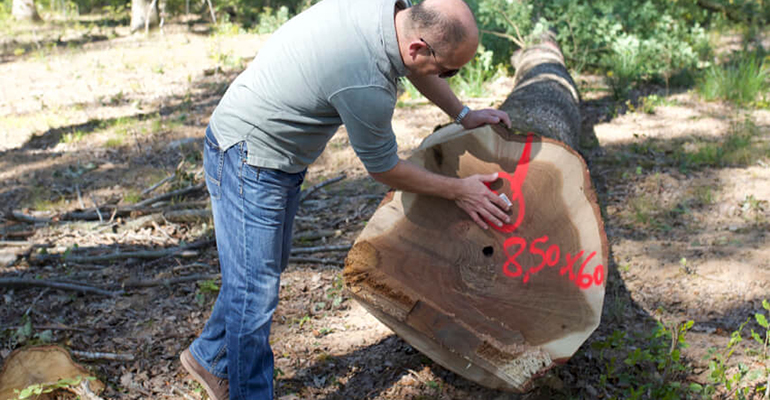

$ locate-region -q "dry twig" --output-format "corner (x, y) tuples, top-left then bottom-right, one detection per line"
(289, 257), (344, 267)
(31, 239), (214, 264)
(290, 244), (351, 254)
(0, 278), (115, 296)
(299, 174), (346, 203)
(122, 273), (219, 288)
(71, 350), (135, 362)
(130, 182), (205, 209)
(142, 173), (175, 195)
(293, 229), (340, 242)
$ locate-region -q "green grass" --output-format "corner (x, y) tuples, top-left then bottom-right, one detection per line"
(692, 185), (717, 206)
(103, 137), (123, 147)
(61, 129), (89, 144)
(697, 51), (769, 106)
(680, 117), (767, 169)
(630, 193), (660, 226)
(396, 78), (425, 107)
(396, 48), (503, 107)
(448, 47), (503, 98)
(23, 186), (66, 211)
(606, 117), (768, 174)
(604, 39), (642, 101)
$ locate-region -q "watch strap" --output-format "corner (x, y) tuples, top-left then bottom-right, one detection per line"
(454, 105), (470, 124)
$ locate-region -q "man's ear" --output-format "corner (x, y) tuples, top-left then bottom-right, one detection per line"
(407, 40), (427, 61)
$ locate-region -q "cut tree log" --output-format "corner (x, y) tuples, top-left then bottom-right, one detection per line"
(0, 346), (105, 400)
(343, 35), (606, 392)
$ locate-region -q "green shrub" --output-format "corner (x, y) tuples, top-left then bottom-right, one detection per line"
(697, 52), (769, 106)
(0, 0), (11, 21)
(396, 77), (424, 107)
(592, 321), (701, 399)
(604, 34), (643, 100)
(473, 0), (713, 96)
(255, 5), (289, 34)
(448, 46), (504, 98)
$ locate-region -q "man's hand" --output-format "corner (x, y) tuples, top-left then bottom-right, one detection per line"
(461, 109), (512, 130)
(454, 172), (511, 230)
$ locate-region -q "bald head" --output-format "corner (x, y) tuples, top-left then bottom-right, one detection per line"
(405, 0), (478, 55)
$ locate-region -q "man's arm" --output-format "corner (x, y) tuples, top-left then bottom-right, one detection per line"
(406, 74), (511, 129)
(369, 159), (511, 230)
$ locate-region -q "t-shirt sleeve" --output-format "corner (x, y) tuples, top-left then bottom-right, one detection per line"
(329, 86), (399, 173)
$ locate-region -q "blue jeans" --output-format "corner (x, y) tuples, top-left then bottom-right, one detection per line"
(190, 126), (305, 399)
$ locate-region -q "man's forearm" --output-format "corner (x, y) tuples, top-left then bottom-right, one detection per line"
(370, 159), (460, 200)
(407, 74), (465, 120)
(370, 159), (511, 229)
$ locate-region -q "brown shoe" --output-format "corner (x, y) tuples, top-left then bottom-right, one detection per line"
(180, 348), (229, 400)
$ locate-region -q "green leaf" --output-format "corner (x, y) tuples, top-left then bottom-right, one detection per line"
(689, 382), (703, 392)
(684, 320), (694, 330)
(756, 313), (769, 328)
(763, 299), (769, 311)
(746, 369), (763, 381)
(751, 330), (763, 344)
(34, 329), (53, 343)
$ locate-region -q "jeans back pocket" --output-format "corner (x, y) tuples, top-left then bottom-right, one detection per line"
(203, 127), (224, 200)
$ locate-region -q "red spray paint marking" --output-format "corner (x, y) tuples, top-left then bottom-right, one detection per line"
(484, 133), (533, 233)
(486, 133), (604, 289)
(501, 235), (605, 289)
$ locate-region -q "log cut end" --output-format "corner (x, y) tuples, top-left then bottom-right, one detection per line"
(344, 124), (607, 392)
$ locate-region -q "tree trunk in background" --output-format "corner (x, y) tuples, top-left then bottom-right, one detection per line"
(130, 0), (158, 33)
(11, 0), (42, 21)
(500, 33), (582, 150)
(344, 35), (606, 392)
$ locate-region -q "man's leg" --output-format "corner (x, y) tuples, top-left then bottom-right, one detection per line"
(224, 158), (304, 399)
(185, 127), (234, 399)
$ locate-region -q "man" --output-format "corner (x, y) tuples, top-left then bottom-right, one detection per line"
(180, 0), (513, 398)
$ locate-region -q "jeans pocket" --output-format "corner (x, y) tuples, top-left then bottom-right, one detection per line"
(203, 127), (224, 200)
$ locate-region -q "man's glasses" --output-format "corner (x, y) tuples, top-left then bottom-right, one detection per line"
(420, 38), (460, 79)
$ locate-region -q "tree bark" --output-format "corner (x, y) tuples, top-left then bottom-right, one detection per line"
(130, 0), (159, 33)
(501, 33), (582, 150)
(344, 36), (606, 392)
(11, 0), (41, 21)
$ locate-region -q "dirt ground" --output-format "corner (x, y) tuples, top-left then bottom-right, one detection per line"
(1, 17), (769, 400)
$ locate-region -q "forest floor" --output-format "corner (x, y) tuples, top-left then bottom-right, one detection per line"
(1, 16), (769, 400)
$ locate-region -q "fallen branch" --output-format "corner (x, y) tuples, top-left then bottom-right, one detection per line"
(164, 209), (212, 223)
(0, 240), (34, 246)
(90, 195), (104, 223)
(299, 174), (346, 203)
(0, 278), (115, 296)
(0, 324), (92, 333)
(71, 350), (135, 362)
(17, 184), (207, 223)
(75, 184), (86, 209)
(122, 273), (218, 288)
(142, 174), (176, 195)
(289, 257), (344, 267)
(129, 182), (205, 210)
(10, 211), (52, 224)
(293, 229), (340, 242)
(31, 239), (215, 264)
(290, 244), (351, 255)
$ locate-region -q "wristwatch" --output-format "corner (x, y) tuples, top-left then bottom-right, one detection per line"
(454, 105), (470, 124)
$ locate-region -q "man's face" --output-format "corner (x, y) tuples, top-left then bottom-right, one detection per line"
(411, 37), (476, 79)
(420, 38), (461, 78)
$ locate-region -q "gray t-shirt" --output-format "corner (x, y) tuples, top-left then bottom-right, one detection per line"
(209, 0), (411, 173)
